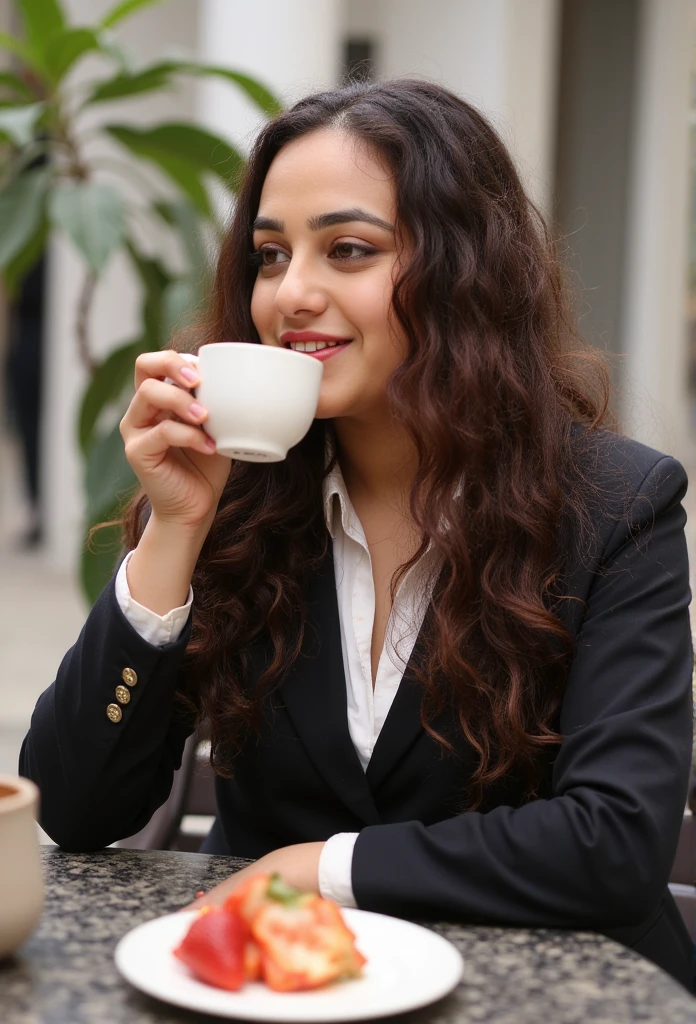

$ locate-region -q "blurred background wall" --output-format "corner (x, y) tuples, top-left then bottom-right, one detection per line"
(1, 0), (695, 774)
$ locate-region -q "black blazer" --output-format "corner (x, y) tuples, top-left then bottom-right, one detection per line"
(20, 433), (695, 990)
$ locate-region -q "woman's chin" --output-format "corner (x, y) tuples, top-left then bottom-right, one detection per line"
(314, 394), (349, 420)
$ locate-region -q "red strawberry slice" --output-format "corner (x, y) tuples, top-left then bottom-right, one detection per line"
(224, 873), (273, 925)
(174, 907), (249, 991)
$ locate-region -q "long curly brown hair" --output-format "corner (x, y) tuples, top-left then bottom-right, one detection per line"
(123, 79), (612, 808)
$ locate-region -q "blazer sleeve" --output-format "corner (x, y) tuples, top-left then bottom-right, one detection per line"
(18, 573), (194, 851)
(351, 455), (694, 928)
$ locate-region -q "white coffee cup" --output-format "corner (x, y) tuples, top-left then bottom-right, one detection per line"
(0, 775), (44, 959)
(195, 343), (324, 462)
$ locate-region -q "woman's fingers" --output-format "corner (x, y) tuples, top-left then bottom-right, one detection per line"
(133, 350), (199, 391)
(119, 351), (227, 528)
(179, 864), (257, 912)
(121, 377), (208, 434)
(124, 418), (216, 470)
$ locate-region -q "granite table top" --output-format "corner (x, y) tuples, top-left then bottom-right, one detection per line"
(0, 847), (694, 1024)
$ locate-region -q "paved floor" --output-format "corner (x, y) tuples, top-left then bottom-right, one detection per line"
(0, 547), (86, 773)
(0, 431), (85, 841)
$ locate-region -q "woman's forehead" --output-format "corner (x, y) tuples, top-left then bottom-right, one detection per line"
(257, 129), (395, 223)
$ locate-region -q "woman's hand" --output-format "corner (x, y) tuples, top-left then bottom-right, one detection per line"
(120, 350), (231, 532)
(183, 842), (326, 912)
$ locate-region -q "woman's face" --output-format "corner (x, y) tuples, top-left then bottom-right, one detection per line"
(250, 128), (407, 421)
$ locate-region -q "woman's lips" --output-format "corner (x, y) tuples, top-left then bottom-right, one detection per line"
(303, 341), (352, 361)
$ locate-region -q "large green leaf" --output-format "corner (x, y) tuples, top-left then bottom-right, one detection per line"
(106, 125), (211, 214)
(154, 202), (210, 340)
(126, 242), (173, 343)
(1, 216), (47, 296)
(97, 34), (136, 73)
(82, 420), (138, 602)
(105, 122), (243, 188)
(149, 152), (211, 216)
(87, 65), (171, 104)
(85, 420), (138, 524)
(99, 0), (165, 31)
(44, 28), (100, 80)
(15, 0), (65, 56)
(78, 337), (152, 456)
(126, 240), (171, 295)
(0, 102), (44, 146)
(81, 479), (136, 605)
(0, 167), (50, 268)
(155, 199), (208, 271)
(0, 30), (38, 70)
(87, 61), (281, 118)
(81, 515), (123, 605)
(0, 72), (36, 101)
(164, 62), (283, 118)
(162, 277), (204, 342)
(97, 59), (282, 117)
(49, 181), (126, 274)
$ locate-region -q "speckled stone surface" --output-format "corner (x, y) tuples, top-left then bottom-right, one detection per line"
(0, 848), (694, 1023)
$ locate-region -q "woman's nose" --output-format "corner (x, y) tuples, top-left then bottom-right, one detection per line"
(273, 255), (328, 318)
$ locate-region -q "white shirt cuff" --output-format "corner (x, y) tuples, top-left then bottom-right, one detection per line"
(114, 551), (193, 648)
(318, 832), (359, 908)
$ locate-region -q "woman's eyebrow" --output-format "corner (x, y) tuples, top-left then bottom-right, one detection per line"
(252, 208), (394, 234)
(308, 208), (394, 232)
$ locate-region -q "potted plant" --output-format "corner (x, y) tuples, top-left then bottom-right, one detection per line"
(0, 0), (281, 600)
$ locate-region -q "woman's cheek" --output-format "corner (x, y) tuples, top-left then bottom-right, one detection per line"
(346, 292), (393, 352)
(249, 282), (261, 333)
(250, 279), (275, 338)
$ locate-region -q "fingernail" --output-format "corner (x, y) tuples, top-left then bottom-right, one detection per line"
(205, 436), (216, 450)
(181, 367), (199, 384)
(189, 402), (206, 420)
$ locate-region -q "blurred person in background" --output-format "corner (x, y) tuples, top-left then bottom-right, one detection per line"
(4, 251), (44, 548)
(20, 80), (695, 990)
(3, 142), (48, 549)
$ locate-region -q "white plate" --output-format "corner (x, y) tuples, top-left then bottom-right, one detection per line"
(115, 908), (463, 1022)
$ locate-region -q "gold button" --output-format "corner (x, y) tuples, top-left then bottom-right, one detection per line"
(115, 685), (131, 705)
(122, 668), (138, 687)
(106, 704), (122, 723)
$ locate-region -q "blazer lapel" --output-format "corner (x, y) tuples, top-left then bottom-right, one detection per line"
(365, 603), (434, 791)
(279, 541), (382, 827)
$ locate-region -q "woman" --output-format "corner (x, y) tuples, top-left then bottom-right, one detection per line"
(20, 80), (694, 988)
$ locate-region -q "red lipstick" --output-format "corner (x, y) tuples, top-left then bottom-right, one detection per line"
(280, 330), (354, 362)
(280, 331), (352, 344)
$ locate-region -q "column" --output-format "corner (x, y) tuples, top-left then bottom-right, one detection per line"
(376, 0), (561, 214)
(196, 0), (344, 154)
(620, 0), (694, 459)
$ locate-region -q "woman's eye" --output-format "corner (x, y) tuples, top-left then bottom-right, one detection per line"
(330, 242), (376, 261)
(249, 241), (377, 272)
(249, 247), (289, 272)
(259, 247), (289, 267)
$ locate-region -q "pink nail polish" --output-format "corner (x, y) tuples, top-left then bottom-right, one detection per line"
(181, 367), (198, 384)
(189, 402), (206, 420)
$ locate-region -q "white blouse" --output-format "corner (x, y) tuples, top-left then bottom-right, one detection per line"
(115, 458), (439, 906)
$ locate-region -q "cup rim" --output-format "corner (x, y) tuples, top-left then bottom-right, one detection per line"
(0, 775), (39, 815)
(197, 342), (322, 367)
